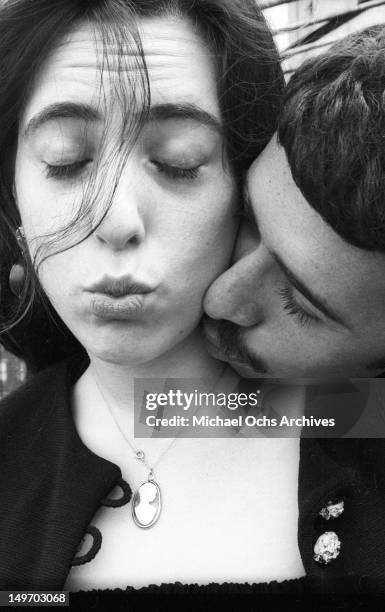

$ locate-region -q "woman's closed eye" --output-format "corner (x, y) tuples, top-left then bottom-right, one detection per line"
(44, 158), (202, 182)
(45, 159), (92, 180)
(277, 283), (321, 328)
(151, 160), (201, 181)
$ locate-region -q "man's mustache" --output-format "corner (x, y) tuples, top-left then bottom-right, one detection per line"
(211, 319), (269, 375)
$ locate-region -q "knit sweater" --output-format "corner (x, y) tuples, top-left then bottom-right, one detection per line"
(1, 355), (385, 597)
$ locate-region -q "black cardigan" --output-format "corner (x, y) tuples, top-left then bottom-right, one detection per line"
(1, 355), (385, 594)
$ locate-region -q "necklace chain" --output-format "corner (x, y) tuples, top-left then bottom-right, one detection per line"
(92, 362), (235, 478)
(93, 372), (178, 478)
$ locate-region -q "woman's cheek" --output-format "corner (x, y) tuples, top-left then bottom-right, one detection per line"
(172, 193), (237, 290)
(16, 165), (77, 246)
(37, 250), (76, 306)
(197, 185), (238, 271)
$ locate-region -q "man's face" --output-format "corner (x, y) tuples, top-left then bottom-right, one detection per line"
(204, 136), (385, 377)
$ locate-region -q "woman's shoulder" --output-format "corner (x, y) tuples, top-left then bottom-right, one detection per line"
(0, 353), (88, 448)
(0, 359), (66, 427)
(0, 354), (120, 591)
(0, 348), (118, 494)
(0, 358), (67, 414)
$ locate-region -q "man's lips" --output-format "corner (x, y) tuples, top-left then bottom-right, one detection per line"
(203, 320), (244, 363)
(203, 317), (263, 374)
(204, 334), (229, 360)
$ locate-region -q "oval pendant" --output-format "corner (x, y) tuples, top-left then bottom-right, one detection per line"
(132, 480), (161, 528)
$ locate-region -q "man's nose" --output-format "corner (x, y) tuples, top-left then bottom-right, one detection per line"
(94, 162), (146, 250)
(203, 225), (267, 327)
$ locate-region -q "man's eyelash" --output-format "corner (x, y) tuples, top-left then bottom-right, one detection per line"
(277, 284), (320, 328)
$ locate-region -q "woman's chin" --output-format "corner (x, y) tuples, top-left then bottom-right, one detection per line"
(81, 336), (151, 366)
(84, 335), (180, 368)
(86, 344), (158, 367)
(73, 317), (202, 369)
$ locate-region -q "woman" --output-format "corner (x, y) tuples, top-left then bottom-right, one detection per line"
(0, 0), (382, 604)
(0, 0), (282, 373)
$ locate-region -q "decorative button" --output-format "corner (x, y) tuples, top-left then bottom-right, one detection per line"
(71, 525), (102, 566)
(319, 499), (344, 520)
(100, 477), (132, 508)
(313, 531), (341, 565)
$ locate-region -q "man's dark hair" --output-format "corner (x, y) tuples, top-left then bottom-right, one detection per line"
(278, 24), (385, 251)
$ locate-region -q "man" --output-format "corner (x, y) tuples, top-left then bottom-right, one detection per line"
(204, 25), (385, 378)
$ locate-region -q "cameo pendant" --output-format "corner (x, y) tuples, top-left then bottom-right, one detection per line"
(132, 476), (162, 528)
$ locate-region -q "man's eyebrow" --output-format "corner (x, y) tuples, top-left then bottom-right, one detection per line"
(272, 252), (346, 327)
(148, 103), (222, 133)
(23, 102), (102, 138)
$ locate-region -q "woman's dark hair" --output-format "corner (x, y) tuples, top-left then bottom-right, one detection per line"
(0, 0), (284, 371)
(278, 24), (385, 252)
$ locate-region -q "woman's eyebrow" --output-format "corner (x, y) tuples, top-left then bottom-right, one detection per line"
(22, 102), (101, 138)
(23, 101), (222, 140)
(147, 103), (222, 133)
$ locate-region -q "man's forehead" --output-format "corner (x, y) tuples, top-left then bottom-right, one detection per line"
(248, 136), (341, 254)
(251, 136), (305, 202)
(248, 135), (385, 325)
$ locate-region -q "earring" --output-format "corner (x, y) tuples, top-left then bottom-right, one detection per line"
(15, 226), (26, 252)
(9, 226), (26, 298)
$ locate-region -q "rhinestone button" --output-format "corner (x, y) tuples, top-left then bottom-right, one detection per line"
(313, 531), (341, 565)
(319, 499), (344, 520)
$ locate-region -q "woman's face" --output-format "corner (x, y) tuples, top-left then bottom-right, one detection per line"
(14, 17), (237, 365)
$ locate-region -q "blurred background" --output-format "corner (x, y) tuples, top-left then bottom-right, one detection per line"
(1, 0), (385, 399)
(264, 0), (385, 75)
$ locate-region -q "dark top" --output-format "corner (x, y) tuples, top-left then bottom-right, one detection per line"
(1, 354), (385, 598)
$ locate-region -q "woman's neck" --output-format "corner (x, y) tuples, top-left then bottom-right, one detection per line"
(88, 327), (226, 408)
(72, 327), (235, 470)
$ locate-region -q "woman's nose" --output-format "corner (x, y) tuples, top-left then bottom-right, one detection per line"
(94, 165), (146, 250)
(203, 226), (267, 327)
